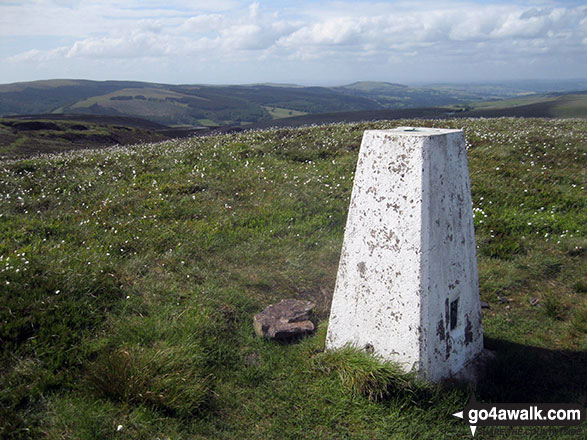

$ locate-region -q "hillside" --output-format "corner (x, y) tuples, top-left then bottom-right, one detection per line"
(0, 79), (380, 127)
(1, 118), (585, 439)
(2, 90), (587, 158)
(0, 114), (207, 158)
(333, 81), (485, 108)
(242, 93), (587, 131)
(2, 78), (586, 128)
(460, 92), (587, 118)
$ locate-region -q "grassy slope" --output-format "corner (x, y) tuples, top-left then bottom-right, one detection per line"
(550, 94), (587, 118)
(262, 106), (308, 119)
(0, 118), (169, 158)
(60, 83), (378, 127)
(0, 80), (151, 116)
(467, 95), (560, 110)
(0, 118), (585, 439)
(465, 93), (587, 118)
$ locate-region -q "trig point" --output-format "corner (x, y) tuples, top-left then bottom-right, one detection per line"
(326, 127), (484, 382)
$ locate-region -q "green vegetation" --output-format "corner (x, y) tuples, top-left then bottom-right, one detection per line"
(551, 94), (587, 118)
(0, 80), (375, 127)
(3, 78), (586, 128)
(335, 81), (474, 108)
(0, 117), (169, 157)
(263, 106), (308, 119)
(196, 119), (220, 127)
(466, 95), (560, 110)
(462, 92), (587, 118)
(0, 118), (585, 439)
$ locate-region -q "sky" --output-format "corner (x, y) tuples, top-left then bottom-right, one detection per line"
(0, 0), (586, 86)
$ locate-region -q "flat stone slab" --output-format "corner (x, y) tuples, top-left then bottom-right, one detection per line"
(253, 299), (315, 340)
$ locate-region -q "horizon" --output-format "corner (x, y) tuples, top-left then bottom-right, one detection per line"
(2, 77), (587, 89)
(1, 1), (586, 86)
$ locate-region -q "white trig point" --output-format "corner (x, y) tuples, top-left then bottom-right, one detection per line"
(326, 127), (484, 382)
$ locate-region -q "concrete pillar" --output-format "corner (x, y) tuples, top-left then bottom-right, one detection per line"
(326, 127), (483, 382)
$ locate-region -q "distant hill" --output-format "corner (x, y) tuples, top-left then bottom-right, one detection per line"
(422, 79), (587, 98)
(1, 79), (586, 128)
(245, 92), (587, 130)
(459, 91), (587, 118)
(0, 80), (380, 128)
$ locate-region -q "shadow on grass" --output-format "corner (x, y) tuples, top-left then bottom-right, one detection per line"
(477, 337), (587, 404)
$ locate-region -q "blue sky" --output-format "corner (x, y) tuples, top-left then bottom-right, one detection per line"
(1, 0), (585, 85)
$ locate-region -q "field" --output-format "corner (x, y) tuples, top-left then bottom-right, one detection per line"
(262, 106), (308, 119)
(0, 118), (585, 439)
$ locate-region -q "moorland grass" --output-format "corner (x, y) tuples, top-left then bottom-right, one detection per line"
(0, 118), (585, 439)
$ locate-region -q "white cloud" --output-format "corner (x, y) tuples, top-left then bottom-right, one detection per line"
(279, 17), (364, 46)
(249, 1), (260, 19)
(66, 35), (164, 59)
(182, 14), (225, 33)
(221, 24), (266, 50)
(7, 47), (68, 63)
(1, 1), (586, 83)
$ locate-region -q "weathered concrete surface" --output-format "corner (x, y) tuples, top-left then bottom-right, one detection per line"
(254, 299), (315, 340)
(325, 127), (483, 382)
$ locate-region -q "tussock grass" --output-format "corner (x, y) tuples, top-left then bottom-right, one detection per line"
(87, 344), (210, 417)
(312, 346), (419, 402)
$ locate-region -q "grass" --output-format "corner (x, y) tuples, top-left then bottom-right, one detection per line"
(262, 106), (308, 119)
(465, 93), (587, 118)
(0, 118), (585, 439)
(196, 119), (220, 127)
(87, 344), (210, 417)
(70, 88), (191, 108)
(311, 346), (421, 402)
(467, 95), (559, 110)
(551, 94), (587, 118)
(0, 118), (168, 157)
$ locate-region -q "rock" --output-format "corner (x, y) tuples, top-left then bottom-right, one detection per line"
(480, 301), (490, 309)
(253, 299), (315, 340)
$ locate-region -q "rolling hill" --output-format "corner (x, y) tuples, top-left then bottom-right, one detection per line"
(0, 79), (380, 127)
(3, 91), (587, 158)
(2, 78), (585, 128)
(459, 91), (587, 118)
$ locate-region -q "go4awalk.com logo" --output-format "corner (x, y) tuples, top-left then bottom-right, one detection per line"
(452, 395), (585, 436)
